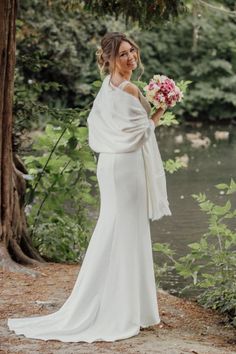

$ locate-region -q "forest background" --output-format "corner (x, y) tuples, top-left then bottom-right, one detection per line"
(3, 0), (236, 328)
(14, 0), (236, 257)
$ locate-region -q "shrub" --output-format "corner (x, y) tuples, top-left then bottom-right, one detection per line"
(153, 179), (236, 326)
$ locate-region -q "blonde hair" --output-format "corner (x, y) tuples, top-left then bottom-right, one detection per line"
(96, 32), (144, 80)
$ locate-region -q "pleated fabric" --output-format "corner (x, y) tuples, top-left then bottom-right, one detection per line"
(7, 147), (160, 342)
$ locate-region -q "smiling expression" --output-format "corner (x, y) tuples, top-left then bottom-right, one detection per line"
(115, 41), (138, 73)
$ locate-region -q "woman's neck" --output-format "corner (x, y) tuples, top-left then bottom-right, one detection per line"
(111, 70), (132, 85)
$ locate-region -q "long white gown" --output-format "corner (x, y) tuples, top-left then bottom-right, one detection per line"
(7, 78), (170, 343)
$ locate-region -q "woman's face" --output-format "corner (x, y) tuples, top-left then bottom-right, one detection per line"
(114, 40), (138, 73)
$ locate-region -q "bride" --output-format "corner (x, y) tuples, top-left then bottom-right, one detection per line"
(7, 32), (171, 343)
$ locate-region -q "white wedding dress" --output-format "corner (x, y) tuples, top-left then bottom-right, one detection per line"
(7, 78), (170, 343)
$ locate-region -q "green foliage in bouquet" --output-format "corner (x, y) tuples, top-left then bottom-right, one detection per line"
(134, 79), (191, 126)
(153, 179), (236, 327)
(133, 78), (190, 174)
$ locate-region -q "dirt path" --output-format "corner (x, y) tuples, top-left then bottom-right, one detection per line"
(0, 263), (235, 354)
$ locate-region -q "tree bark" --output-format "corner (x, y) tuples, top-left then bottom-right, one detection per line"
(0, 0), (45, 276)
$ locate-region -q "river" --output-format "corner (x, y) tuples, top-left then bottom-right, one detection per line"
(152, 122), (236, 297)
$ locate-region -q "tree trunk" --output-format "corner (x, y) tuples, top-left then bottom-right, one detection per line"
(0, 0), (45, 276)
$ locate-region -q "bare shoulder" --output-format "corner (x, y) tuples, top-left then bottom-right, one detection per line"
(123, 82), (140, 100)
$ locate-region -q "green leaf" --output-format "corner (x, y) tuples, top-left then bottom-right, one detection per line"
(158, 112), (179, 126)
(67, 136), (78, 150)
(163, 158), (184, 174)
(92, 80), (102, 88)
(212, 200), (231, 216)
(153, 242), (175, 258)
(176, 80), (192, 94)
(215, 183), (228, 190)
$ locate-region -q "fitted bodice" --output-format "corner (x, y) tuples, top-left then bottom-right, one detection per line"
(110, 80), (152, 116)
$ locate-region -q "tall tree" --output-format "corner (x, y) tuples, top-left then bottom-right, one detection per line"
(0, 1), (44, 276)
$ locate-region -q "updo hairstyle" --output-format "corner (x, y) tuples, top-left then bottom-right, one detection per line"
(96, 32), (144, 79)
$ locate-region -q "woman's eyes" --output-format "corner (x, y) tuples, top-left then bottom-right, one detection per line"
(120, 48), (135, 57)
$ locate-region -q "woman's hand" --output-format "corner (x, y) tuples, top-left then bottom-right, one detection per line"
(150, 107), (166, 127)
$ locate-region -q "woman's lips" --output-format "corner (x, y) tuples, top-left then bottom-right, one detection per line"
(128, 60), (136, 66)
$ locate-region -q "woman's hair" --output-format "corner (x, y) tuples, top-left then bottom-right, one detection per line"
(96, 32), (144, 80)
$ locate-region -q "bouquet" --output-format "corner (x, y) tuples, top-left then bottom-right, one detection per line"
(143, 74), (184, 111)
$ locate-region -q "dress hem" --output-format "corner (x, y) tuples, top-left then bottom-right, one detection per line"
(8, 318), (161, 343)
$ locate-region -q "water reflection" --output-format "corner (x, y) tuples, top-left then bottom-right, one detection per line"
(152, 122), (236, 298)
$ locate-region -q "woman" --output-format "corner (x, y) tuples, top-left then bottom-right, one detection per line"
(7, 32), (171, 343)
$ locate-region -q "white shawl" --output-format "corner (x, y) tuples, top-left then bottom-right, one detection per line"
(87, 75), (171, 221)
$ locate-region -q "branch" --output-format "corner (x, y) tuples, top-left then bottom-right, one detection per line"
(197, 0), (236, 16)
(31, 159), (72, 237)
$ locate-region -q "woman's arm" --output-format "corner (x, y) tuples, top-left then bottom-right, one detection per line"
(150, 107), (165, 127)
(123, 83), (165, 128)
(123, 83), (139, 99)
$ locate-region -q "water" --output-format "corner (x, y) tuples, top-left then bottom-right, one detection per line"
(152, 122), (236, 297)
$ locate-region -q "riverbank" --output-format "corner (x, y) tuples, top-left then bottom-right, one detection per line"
(1, 262), (235, 354)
